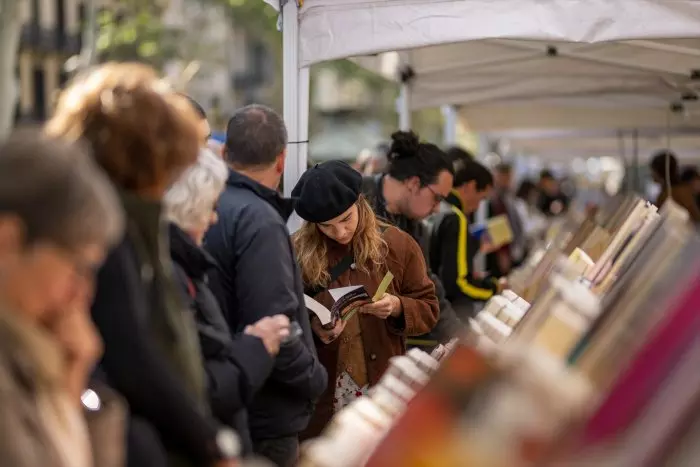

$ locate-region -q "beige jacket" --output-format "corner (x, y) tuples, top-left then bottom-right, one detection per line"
(0, 307), (125, 467)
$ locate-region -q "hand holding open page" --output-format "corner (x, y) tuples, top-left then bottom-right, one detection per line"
(304, 271), (395, 330)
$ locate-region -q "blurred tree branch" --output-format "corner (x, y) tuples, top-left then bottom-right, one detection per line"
(0, 0), (21, 139)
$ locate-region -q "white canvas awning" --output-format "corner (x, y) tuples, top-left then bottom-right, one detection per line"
(272, 0), (700, 68)
(353, 38), (700, 128)
(267, 0), (700, 206)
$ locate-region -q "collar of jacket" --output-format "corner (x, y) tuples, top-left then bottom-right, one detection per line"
(168, 223), (218, 280)
(0, 303), (64, 392)
(371, 174), (388, 214)
(371, 173), (402, 222)
(226, 169), (295, 221)
(446, 189), (464, 212)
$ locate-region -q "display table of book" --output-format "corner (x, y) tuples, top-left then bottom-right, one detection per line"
(297, 194), (700, 467)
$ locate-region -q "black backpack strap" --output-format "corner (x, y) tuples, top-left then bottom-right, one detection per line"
(304, 253), (355, 297)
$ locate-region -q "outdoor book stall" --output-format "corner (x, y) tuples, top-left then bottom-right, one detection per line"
(261, 2), (700, 464)
(296, 196), (700, 467)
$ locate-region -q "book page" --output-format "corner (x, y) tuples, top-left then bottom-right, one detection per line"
(304, 294), (333, 325)
(329, 285), (364, 301)
(487, 215), (513, 248)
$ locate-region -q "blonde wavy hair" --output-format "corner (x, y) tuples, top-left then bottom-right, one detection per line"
(293, 195), (389, 288)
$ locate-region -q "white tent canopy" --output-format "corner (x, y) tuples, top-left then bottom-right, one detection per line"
(268, 0), (700, 203)
(353, 38), (700, 128)
(272, 0), (700, 68)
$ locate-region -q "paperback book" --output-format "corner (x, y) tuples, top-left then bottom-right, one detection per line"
(305, 271), (394, 329)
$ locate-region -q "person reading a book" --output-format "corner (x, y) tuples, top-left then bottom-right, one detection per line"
(429, 159), (506, 321)
(291, 161), (439, 438)
(485, 163), (526, 277)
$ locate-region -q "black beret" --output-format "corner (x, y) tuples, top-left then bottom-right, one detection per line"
(292, 160), (362, 223)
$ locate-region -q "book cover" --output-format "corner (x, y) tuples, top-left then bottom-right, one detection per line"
(486, 214), (514, 248)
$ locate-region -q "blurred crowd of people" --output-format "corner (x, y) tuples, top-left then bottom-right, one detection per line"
(0, 62), (576, 467)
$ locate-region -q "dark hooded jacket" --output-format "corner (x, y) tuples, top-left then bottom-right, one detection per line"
(204, 170), (327, 441)
(361, 174), (464, 346)
(169, 223), (274, 454)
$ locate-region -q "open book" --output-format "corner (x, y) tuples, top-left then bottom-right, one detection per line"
(304, 271), (394, 329)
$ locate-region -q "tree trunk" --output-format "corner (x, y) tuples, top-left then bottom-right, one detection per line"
(0, 0), (21, 140)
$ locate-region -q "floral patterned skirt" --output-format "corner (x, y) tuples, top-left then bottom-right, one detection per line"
(333, 371), (370, 412)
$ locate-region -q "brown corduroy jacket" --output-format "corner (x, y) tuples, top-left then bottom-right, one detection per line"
(301, 226), (439, 439)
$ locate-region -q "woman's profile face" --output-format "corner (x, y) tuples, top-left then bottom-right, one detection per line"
(0, 218), (105, 323)
(187, 202), (219, 246)
(317, 204), (360, 245)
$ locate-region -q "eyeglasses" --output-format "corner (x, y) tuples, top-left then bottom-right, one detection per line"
(426, 185), (446, 207)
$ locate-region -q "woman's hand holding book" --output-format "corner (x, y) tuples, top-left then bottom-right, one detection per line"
(311, 314), (347, 344)
(361, 293), (402, 319)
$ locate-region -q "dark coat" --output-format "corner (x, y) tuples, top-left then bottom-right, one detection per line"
(361, 174), (463, 345)
(91, 194), (220, 466)
(302, 226), (439, 438)
(169, 223), (274, 455)
(537, 191), (570, 217)
(204, 170), (327, 441)
(429, 193), (498, 319)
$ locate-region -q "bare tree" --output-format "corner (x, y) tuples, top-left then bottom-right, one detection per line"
(0, 0), (21, 139)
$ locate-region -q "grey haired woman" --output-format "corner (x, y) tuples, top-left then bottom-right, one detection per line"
(164, 148), (291, 456)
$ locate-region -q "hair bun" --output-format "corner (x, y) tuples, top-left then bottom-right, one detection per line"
(388, 131), (420, 161)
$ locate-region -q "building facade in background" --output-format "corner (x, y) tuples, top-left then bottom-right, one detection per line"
(163, 0), (277, 131)
(16, 0), (82, 123)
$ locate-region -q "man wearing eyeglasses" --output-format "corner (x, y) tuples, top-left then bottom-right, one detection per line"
(360, 132), (462, 349)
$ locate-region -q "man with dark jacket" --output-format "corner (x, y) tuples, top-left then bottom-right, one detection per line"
(205, 105), (327, 467)
(360, 131), (463, 348)
(537, 169), (570, 217)
(429, 160), (503, 320)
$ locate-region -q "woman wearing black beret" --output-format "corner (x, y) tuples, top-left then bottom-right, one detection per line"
(292, 161), (439, 438)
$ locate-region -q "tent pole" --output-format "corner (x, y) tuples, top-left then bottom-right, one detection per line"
(397, 83), (411, 130)
(632, 128), (640, 193)
(616, 130), (629, 192)
(297, 66), (310, 179)
(282, 0), (301, 198)
(442, 105), (457, 146)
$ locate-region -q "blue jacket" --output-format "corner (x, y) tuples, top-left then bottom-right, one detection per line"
(204, 170), (327, 440)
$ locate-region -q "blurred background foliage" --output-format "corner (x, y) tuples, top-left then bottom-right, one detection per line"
(93, 0), (443, 144)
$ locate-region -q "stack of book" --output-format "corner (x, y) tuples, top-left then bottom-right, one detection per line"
(298, 345), (456, 467)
